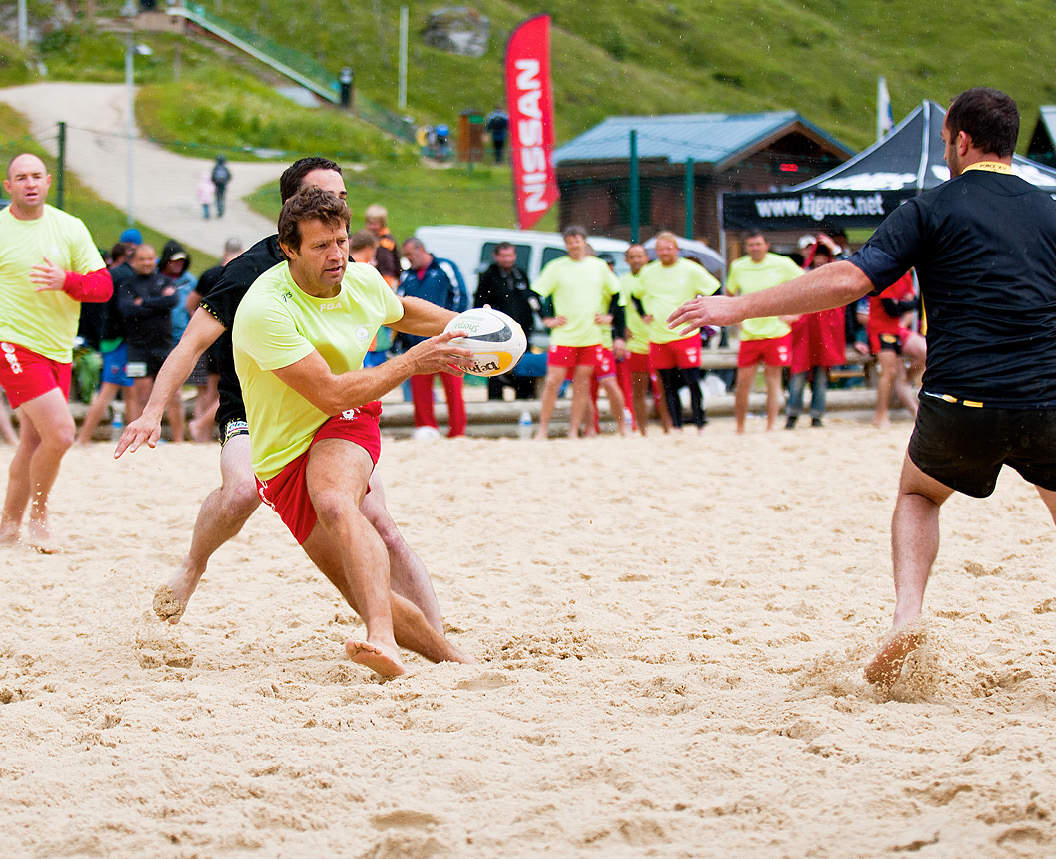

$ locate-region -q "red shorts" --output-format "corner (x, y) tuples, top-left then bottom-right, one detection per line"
(255, 403), (383, 545)
(626, 351), (651, 374)
(737, 334), (792, 368)
(549, 344), (604, 370)
(0, 342), (71, 409)
(650, 336), (702, 370)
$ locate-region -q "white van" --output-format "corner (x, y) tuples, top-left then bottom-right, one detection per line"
(412, 225), (631, 297)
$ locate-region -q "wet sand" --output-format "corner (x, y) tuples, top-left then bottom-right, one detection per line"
(1, 416), (1054, 857)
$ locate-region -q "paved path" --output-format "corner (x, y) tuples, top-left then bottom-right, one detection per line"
(0, 82), (284, 258)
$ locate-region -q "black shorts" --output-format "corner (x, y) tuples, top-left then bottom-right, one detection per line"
(878, 332), (903, 354)
(125, 345), (169, 379)
(219, 418), (249, 448)
(908, 394), (1056, 498)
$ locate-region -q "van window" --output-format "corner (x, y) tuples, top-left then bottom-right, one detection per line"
(480, 242), (531, 273)
(540, 247), (568, 268)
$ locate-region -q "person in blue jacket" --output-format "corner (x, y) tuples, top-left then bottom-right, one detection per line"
(396, 237), (468, 437)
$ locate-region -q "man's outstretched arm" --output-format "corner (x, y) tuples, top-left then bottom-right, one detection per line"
(114, 308), (226, 457)
(273, 334), (473, 417)
(668, 261), (873, 334)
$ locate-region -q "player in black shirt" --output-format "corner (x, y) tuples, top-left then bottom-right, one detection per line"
(668, 87), (1056, 688)
(115, 158), (449, 637)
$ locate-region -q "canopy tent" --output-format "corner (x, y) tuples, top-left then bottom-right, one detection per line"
(722, 100), (1056, 233)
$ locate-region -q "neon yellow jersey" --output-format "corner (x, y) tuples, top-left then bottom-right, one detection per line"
(0, 205), (105, 362)
(724, 252), (803, 340)
(619, 272), (651, 355)
(633, 258), (720, 344)
(533, 255), (619, 348)
(232, 261), (405, 480)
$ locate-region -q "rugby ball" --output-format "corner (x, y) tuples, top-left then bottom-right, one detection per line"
(443, 307), (527, 377)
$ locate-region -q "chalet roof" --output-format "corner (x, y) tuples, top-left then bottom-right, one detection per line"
(551, 112), (853, 169)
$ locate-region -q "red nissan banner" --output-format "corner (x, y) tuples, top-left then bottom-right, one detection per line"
(505, 15), (559, 230)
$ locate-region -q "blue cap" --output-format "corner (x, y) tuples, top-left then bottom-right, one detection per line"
(119, 228), (142, 245)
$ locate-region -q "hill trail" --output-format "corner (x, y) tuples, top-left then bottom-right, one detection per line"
(0, 81), (284, 258)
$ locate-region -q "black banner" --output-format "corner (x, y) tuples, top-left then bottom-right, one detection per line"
(722, 189), (916, 232)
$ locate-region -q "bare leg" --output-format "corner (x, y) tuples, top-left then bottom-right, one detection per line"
(126, 378), (151, 425)
(0, 396), (18, 445)
(764, 365), (784, 431)
(361, 472), (443, 633)
(894, 333), (926, 417)
(154, 434), (260, 623)
(301, 522), (472, 668)
(567, 364), (594, 439)
(631, 371), (650, 435)
(75, 382), (121, 446)
(734, 365), (756, 434)
(874, 351), (899, 427)
(189, 377), (219, 442)
(600, 376), (627, 436)
(0, 389), (75, 549)
(166, 389), (185, 443)
(534, 366), (566, 439)
(864, 455), (953, 685)
(652, 371), (673, 433)
(306, 439), (404, 676)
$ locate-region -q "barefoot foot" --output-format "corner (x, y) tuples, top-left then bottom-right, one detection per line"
(864, 622), (925, 686)
(346, 638), (407, 677)
(27, 517), (58, 554)
(153, 585), (187, 624)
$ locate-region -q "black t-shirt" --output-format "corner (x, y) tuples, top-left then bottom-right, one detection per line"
(199, 235), (283, 426)
(850, 169), (1056, 408)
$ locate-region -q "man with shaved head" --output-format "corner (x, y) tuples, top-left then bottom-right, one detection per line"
(0, 153), (111, 549)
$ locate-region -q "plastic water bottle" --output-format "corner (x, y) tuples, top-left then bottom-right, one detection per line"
(110, 407), (124, 443)
(623, 407), (634, 433)
(517, 410), (533, 440)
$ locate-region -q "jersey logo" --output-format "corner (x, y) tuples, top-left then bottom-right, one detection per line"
(319, 302), (343, 310)
(356, 326), (371, 342)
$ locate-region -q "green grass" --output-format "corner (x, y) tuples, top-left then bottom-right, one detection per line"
(136, 68), (415, 164)
(0, 104), (214, 272)
(9, 0), (1056, 241)
(246, 161), (558, 242)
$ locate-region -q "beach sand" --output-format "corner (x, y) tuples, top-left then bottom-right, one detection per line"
(2, 416), (1055, 857)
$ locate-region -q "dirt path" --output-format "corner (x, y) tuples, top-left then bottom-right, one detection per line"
(0, 81), (284, 257)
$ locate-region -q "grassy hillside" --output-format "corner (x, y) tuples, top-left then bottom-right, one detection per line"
(74, 0), (1056, 152)
(5, 1), (1056, 240)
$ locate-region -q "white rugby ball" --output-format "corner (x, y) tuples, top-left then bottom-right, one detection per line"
(443, 307), (527, 377)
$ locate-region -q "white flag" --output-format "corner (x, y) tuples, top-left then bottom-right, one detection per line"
(877, 76), (894, 141)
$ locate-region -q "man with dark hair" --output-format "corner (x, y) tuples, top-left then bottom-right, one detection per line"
(474, 241), (539, 401)
(0, 153), (112, 548)
(117, 159), (453, 639)
(233, 186), (475, 675)
(669, 87), (1056, 687)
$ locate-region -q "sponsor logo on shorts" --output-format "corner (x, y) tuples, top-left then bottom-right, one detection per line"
(1, 343), (22, 375)
(341, 407), (362, 421)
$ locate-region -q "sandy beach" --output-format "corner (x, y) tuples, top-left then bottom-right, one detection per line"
(2, 416), (1055, 857)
